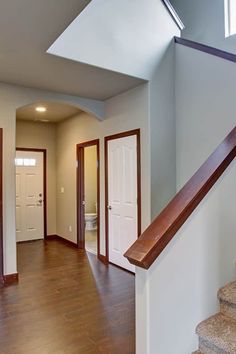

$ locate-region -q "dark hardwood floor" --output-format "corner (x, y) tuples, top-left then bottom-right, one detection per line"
(0, 239), (135, 354)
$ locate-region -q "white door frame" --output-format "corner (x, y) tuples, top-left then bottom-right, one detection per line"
(16, 148), (47, 240)
(104, 129), (141, 269)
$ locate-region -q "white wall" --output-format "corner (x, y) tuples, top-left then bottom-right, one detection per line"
(16, 120), (57, 235)
(150, 42), (177, 218)
(137, 160), (236, 353)
(49, 0), (179, 80)
(172, 0), (236, 55)
(135, 43), (236, 353)
(0, 82), (103, 275)
(175, 44), (236, 185)
(56, 84), (151, 254)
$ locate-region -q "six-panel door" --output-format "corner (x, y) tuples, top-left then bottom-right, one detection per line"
(108, 135), (138, 272)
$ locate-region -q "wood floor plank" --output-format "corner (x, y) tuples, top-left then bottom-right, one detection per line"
(0, 240), (135, 353)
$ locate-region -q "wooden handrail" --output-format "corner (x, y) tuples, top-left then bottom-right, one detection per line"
(124, 126), (236, 269)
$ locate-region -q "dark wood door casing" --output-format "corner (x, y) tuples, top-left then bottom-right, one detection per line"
(76, 139), (100, 258)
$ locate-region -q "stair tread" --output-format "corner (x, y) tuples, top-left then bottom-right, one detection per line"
(196, 313), (236, 353)
(218, 281), (236, 305)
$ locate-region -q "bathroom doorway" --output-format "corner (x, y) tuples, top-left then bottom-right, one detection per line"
(77, 140), (100, 258)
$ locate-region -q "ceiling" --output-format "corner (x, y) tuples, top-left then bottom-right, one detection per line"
(17, 102), (82, 123)
(0, 0), (144, 100)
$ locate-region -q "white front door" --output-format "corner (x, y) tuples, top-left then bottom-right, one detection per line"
(108, 135), (138, 272)
(16, 151), (44, 242)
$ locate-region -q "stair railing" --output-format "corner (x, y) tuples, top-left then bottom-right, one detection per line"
(124, 126), (236, 269)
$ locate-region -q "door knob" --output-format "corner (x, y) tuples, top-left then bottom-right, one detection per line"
(82, 201), (86, 206)
(107, 205), (112, 210)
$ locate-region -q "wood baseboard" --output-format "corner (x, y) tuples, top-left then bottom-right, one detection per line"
(57, 235), (78, 248)
(45, 234), (58, 240)
(17, 239), (44, 244)
(46, 235), (78, 248)
(3, 273), (19, 285)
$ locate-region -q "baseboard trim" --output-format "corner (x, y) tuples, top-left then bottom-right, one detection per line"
(98, 254), (108, 265)
(17, 239), (44, 244)
(46, 235), (78, 248)
(57, 235), (78, 248)
(3, 273), (19, 285)
(45, 234), (58, 240)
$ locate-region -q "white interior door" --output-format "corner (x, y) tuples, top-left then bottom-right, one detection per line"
(16, 151), (44, 242)
(108, 134), (138, 272)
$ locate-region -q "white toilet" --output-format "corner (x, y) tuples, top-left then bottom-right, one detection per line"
(85, 213), (97, 230)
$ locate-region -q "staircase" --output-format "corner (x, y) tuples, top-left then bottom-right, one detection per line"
(194, 281), (236, 353)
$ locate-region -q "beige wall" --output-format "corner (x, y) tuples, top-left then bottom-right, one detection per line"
(56, 84), (151, 254)
(16, 120), (57, 235)
(84, 146), (97, 214)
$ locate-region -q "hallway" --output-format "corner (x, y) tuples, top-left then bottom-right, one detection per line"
(0, 240), (135, 354)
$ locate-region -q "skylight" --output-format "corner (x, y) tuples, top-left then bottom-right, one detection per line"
(225, 0), (236, 37)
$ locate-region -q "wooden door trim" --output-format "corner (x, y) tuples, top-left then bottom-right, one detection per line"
(104, 129), (141, 264)
(0, 129), (3, 284)
(76, 139), (101, 258)
(16, 148), (47, 239)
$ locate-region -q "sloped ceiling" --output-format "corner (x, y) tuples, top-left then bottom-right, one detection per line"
(48, 0), (179, 80)
(0, 0), (144, 100)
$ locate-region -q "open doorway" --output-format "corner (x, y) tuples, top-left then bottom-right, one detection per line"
(77, 140), (100, 257)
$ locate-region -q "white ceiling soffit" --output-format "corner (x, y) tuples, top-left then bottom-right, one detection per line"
(48, 0), (178, 80)
(0, 0), (144, 100)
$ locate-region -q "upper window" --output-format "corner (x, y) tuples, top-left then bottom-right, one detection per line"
(225, 0), (236, 37)
(15, 158), (36, 167)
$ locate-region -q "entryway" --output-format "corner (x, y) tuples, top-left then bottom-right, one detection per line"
(105, 129), (141, 272)
(15, 149), (46, 242)
(77, 140), (100, 257)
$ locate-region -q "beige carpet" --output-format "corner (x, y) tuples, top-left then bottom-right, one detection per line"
(194, 281), (236, 353)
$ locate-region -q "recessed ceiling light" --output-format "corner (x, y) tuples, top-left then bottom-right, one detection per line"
(35, 106), (47, 112)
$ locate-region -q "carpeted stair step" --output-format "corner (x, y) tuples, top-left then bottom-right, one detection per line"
(218, 281), (236, 320)
(196, 313), (236, 353)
